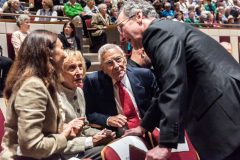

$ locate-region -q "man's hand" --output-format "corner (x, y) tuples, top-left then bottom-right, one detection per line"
(107, 114), (127, 127)
(123, 126), (145, 137)
(92, 129), (116, 146)
(145, 146), (171, 160)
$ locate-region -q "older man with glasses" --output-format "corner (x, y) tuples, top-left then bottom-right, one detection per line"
(83, 43), (159, 137)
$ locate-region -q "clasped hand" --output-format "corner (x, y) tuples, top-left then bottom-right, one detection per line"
(62, 117), (86, 139)
(107, 114), (127, 128)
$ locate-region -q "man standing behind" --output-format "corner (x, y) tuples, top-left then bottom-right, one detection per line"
(117, 0), (240, 160)
(127, 47), (152, 69)
(83, 44), (159, 136)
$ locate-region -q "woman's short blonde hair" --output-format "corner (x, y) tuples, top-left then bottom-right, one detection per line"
(63, 50), (86, 77)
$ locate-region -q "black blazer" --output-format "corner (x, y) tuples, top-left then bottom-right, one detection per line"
(142, 19), (240, 160)
(83, 67), (159, 131)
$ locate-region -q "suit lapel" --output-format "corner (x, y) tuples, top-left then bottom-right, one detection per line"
(127, 68), (145, 113)
(99, 71), (118, 114)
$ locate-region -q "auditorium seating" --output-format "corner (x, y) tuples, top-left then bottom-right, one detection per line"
(101, 136), (150, 160)
(149, 128), (200, 160)
(6, 33), (15, 60)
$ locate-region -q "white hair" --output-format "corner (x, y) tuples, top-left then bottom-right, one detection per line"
(120, 0), (158, 19)
(98, 44), (125, 64)
(16, 14), (30, 27)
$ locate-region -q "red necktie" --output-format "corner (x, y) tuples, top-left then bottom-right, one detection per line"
(116, 81), (140, 129)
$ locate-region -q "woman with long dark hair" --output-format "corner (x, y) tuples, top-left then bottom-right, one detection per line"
(1, 30), (83, 160)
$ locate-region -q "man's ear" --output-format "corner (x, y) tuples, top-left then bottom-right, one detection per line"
(136, 11), (143, 24)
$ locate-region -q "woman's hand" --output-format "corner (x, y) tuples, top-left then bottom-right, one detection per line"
(62, 117), (86, 139)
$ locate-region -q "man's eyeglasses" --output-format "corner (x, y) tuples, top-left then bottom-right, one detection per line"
(116, 15), (135, 34)
(104, 56), (124, 67)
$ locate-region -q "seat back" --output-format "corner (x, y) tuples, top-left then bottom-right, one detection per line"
(150, 128), (199, 160)
(84, 18), (94, 47)
(101, 136), (149, 160)
(6, 33), (15, 60)
(85, 18), (92, 28)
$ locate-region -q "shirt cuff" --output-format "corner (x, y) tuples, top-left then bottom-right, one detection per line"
(85, 137), (93, 149)
(106, 116), (111, 126)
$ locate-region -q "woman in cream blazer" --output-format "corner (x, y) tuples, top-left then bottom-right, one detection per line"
(58, 50), (115, 159)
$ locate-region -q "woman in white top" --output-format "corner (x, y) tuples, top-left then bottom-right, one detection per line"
(35, 0), (57, 22)
(11, 14), (30, 56)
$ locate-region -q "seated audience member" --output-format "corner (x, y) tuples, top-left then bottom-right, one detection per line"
(58, 21), (91, 69)
(2, 0), (28, 19)
(0, 46), (12, 96)
(84, 0), (98, 16)
(90, 3), (112, 53)
(161, 2), (174, 18)
(227, 15), (235, 25)
(11, 14), (30, 56)
(117, 0), (124, 10)
(204, 0), (217, 13)
(28, 0), (42, 11)
(110, 7), (118, 24)
(104, 0), (112, 15)
(83, 44), (159, 136)
(184, 10), (199, 23)
(35, 0), (58, 22)
(57, 50), (116, 159)
(82, 0), (98, 37)
(199, 11), (214, 26)
(127, 48), (152, 69)
(58, 21), (82, 51)
(0, 30), (82, 159)
(64, 0), (86, 27)
(0, 0), (7, 8)
(172, 11), (184, 22)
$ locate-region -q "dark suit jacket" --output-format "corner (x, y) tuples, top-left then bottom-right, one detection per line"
(142, 19), (240, 160)
(83, 67), (159, 131)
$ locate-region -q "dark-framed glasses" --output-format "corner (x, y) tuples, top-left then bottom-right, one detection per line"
(116, 15), (135, 34)
(104, 56), (124, 67)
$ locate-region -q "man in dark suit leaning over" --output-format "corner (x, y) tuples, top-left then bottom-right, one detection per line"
(83, 43), (159, 136)
(118, 0), (240, 160)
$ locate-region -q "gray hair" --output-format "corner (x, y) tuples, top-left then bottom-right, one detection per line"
(16, 14), (30, 27)
(98, 44), (125, 64)
(98, 3), (107, 11)
(120, 0), (158, 18)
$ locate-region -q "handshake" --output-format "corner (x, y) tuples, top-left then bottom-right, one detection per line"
(61, 117), (116, 146)
(92, 128), (116, 146)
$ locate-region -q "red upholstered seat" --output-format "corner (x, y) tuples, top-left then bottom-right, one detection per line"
(150, 128), (199, 160)
(101, 136), (149, 160)
(6, 33), (15, 60)
(0, 108), (5, 152)
(85, 18), (92, 28)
